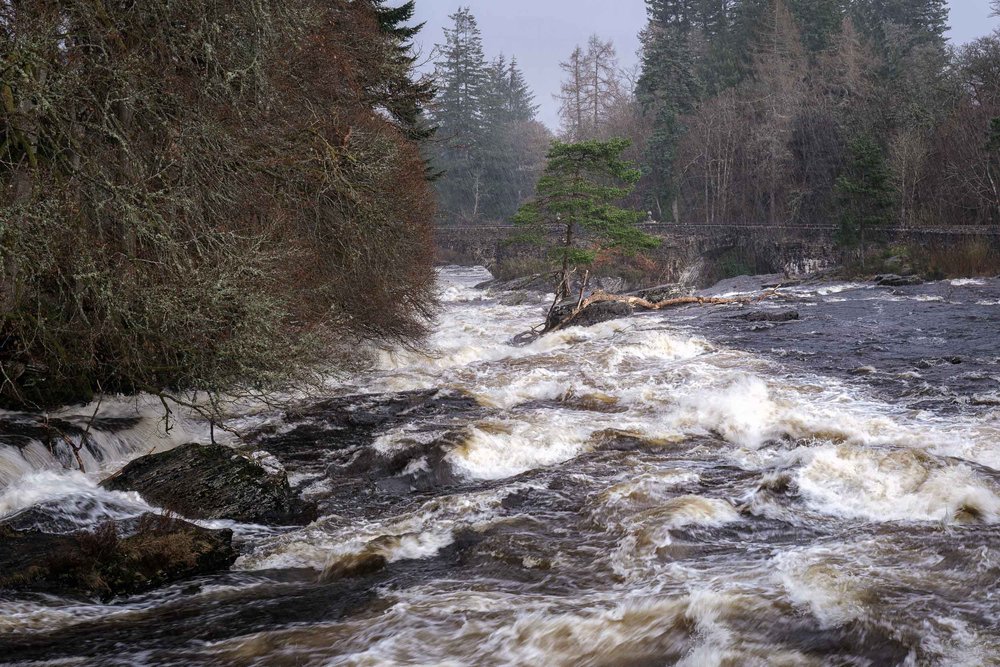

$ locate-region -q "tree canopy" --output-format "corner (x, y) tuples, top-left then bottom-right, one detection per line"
(514, 139), (659, 300)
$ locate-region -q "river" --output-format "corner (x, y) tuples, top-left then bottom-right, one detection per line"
(1, 266), (999, 666)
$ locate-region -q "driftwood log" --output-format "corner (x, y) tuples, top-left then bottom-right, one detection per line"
(512, 288), (781, 346)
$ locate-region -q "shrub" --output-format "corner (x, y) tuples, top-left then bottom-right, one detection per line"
(0, 1), (436, 408)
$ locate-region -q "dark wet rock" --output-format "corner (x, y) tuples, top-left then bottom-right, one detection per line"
(0, 500), (135, 535)
(736, 310), (800, 323)
(699, 274), (787, 297)
(546, 300), (634, 330)
(0, 514), (236, 600)
(762, 279), (803, 289)
(588, 276), (630, 294)
(875, 274), (922, 287)
(344, 430), (466, 497)
(631, 283), (690, 302)
(285, 389), (481, 431)
(101, 443), (315, 525)
(246, 391), (486, 514)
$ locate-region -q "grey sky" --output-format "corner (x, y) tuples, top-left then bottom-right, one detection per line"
(413, 1), (1000, 130)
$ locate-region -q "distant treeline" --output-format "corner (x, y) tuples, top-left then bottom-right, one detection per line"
(0, 1), (437, 408)
(429, 1), (1000, 243)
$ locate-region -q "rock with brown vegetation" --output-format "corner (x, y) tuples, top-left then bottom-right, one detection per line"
(0, 515), (237, 600)
(101, 443), (316, 526)
(546, 300), (635, 330)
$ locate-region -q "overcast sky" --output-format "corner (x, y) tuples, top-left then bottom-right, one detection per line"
(413, 1), (1000, 130)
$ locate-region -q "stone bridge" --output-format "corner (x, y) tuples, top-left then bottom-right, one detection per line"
(435, 223), (1000, 284)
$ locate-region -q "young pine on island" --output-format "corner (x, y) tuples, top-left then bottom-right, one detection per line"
(513, 138), (660, 307)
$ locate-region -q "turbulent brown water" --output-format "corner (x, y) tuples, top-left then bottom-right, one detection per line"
(1, 267), (1000, 666)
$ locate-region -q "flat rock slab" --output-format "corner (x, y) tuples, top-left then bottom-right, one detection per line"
(736, 310), (800, 323)
(101, 443), (315, 525)
(0, 514), (236, 599)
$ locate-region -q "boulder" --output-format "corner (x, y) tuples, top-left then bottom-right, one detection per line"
(0, 514), (236, 599)
(631, 283), (689, 303)
(736, 310), (800, 323)
(101, 443), (315, 525)
(875, 274), (922, 287)
(547, 299), (634, 330)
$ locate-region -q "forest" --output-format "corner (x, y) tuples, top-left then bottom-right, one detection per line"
(429, 0), (1000, 242)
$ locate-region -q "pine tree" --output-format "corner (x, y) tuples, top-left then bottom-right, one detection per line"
(637, 0), (703, 219)
(787, 0), (847, 53)
(430, 8), (490, 223)
(698, 0), (741, 93)
(433, 8), (488, 140)
(557, 36), (625, 141)
(430, 9), (546, 226)
(514, 139), (659, 301)
(557, 46), (591, 141)
(505, 58), (539, 122)
(479, 56), (545, 221)
(835, 135), (895, 265)
(369, 0), (435, 140)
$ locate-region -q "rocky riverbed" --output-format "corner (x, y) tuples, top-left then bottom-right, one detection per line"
(1, 267), (999, 665)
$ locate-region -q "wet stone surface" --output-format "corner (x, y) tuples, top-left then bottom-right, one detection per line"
(101, 443), (316, 526)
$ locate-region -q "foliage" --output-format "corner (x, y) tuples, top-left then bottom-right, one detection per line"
(557, 36), (626, 142)
(428, 8), (548, 225)
(513, 139), (659, 299)
(0, 0), (436, 409)
(634, 0), (995, 233)
(835, 135), (895, 257)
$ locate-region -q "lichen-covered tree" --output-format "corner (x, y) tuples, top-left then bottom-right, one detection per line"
(0, 0), (437, 409)
(514, 139), (660, 303)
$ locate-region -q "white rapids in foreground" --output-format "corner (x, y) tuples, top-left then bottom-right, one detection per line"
(1, 265), (999, 666)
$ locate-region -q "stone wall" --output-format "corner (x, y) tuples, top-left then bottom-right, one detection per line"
(434, 224), (1000, 286)
(435, 224), (840, 285)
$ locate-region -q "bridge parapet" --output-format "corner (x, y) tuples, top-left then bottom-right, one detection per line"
(434, 223), (1000, 283)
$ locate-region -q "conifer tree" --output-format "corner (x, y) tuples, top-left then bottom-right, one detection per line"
(514, 139), (659, 301)
(505, 58), (540, 122)
(429, 9), (544, 225)
(430, 8), (489, 223)
(369, 0), (435, 139)
(478, 57), (544, 220)
(557, 37), (624, 141)
(787, 0), (847, 53)
(638, 0), (702, 219)
(836, 135), (895, 265)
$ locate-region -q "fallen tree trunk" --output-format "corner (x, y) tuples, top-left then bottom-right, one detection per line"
(510, 288), (784, 347)
(546, 289), (781, 334)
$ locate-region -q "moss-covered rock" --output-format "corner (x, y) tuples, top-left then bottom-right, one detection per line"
(101, 443), (316, 525)
(0, 515), (237, 599)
